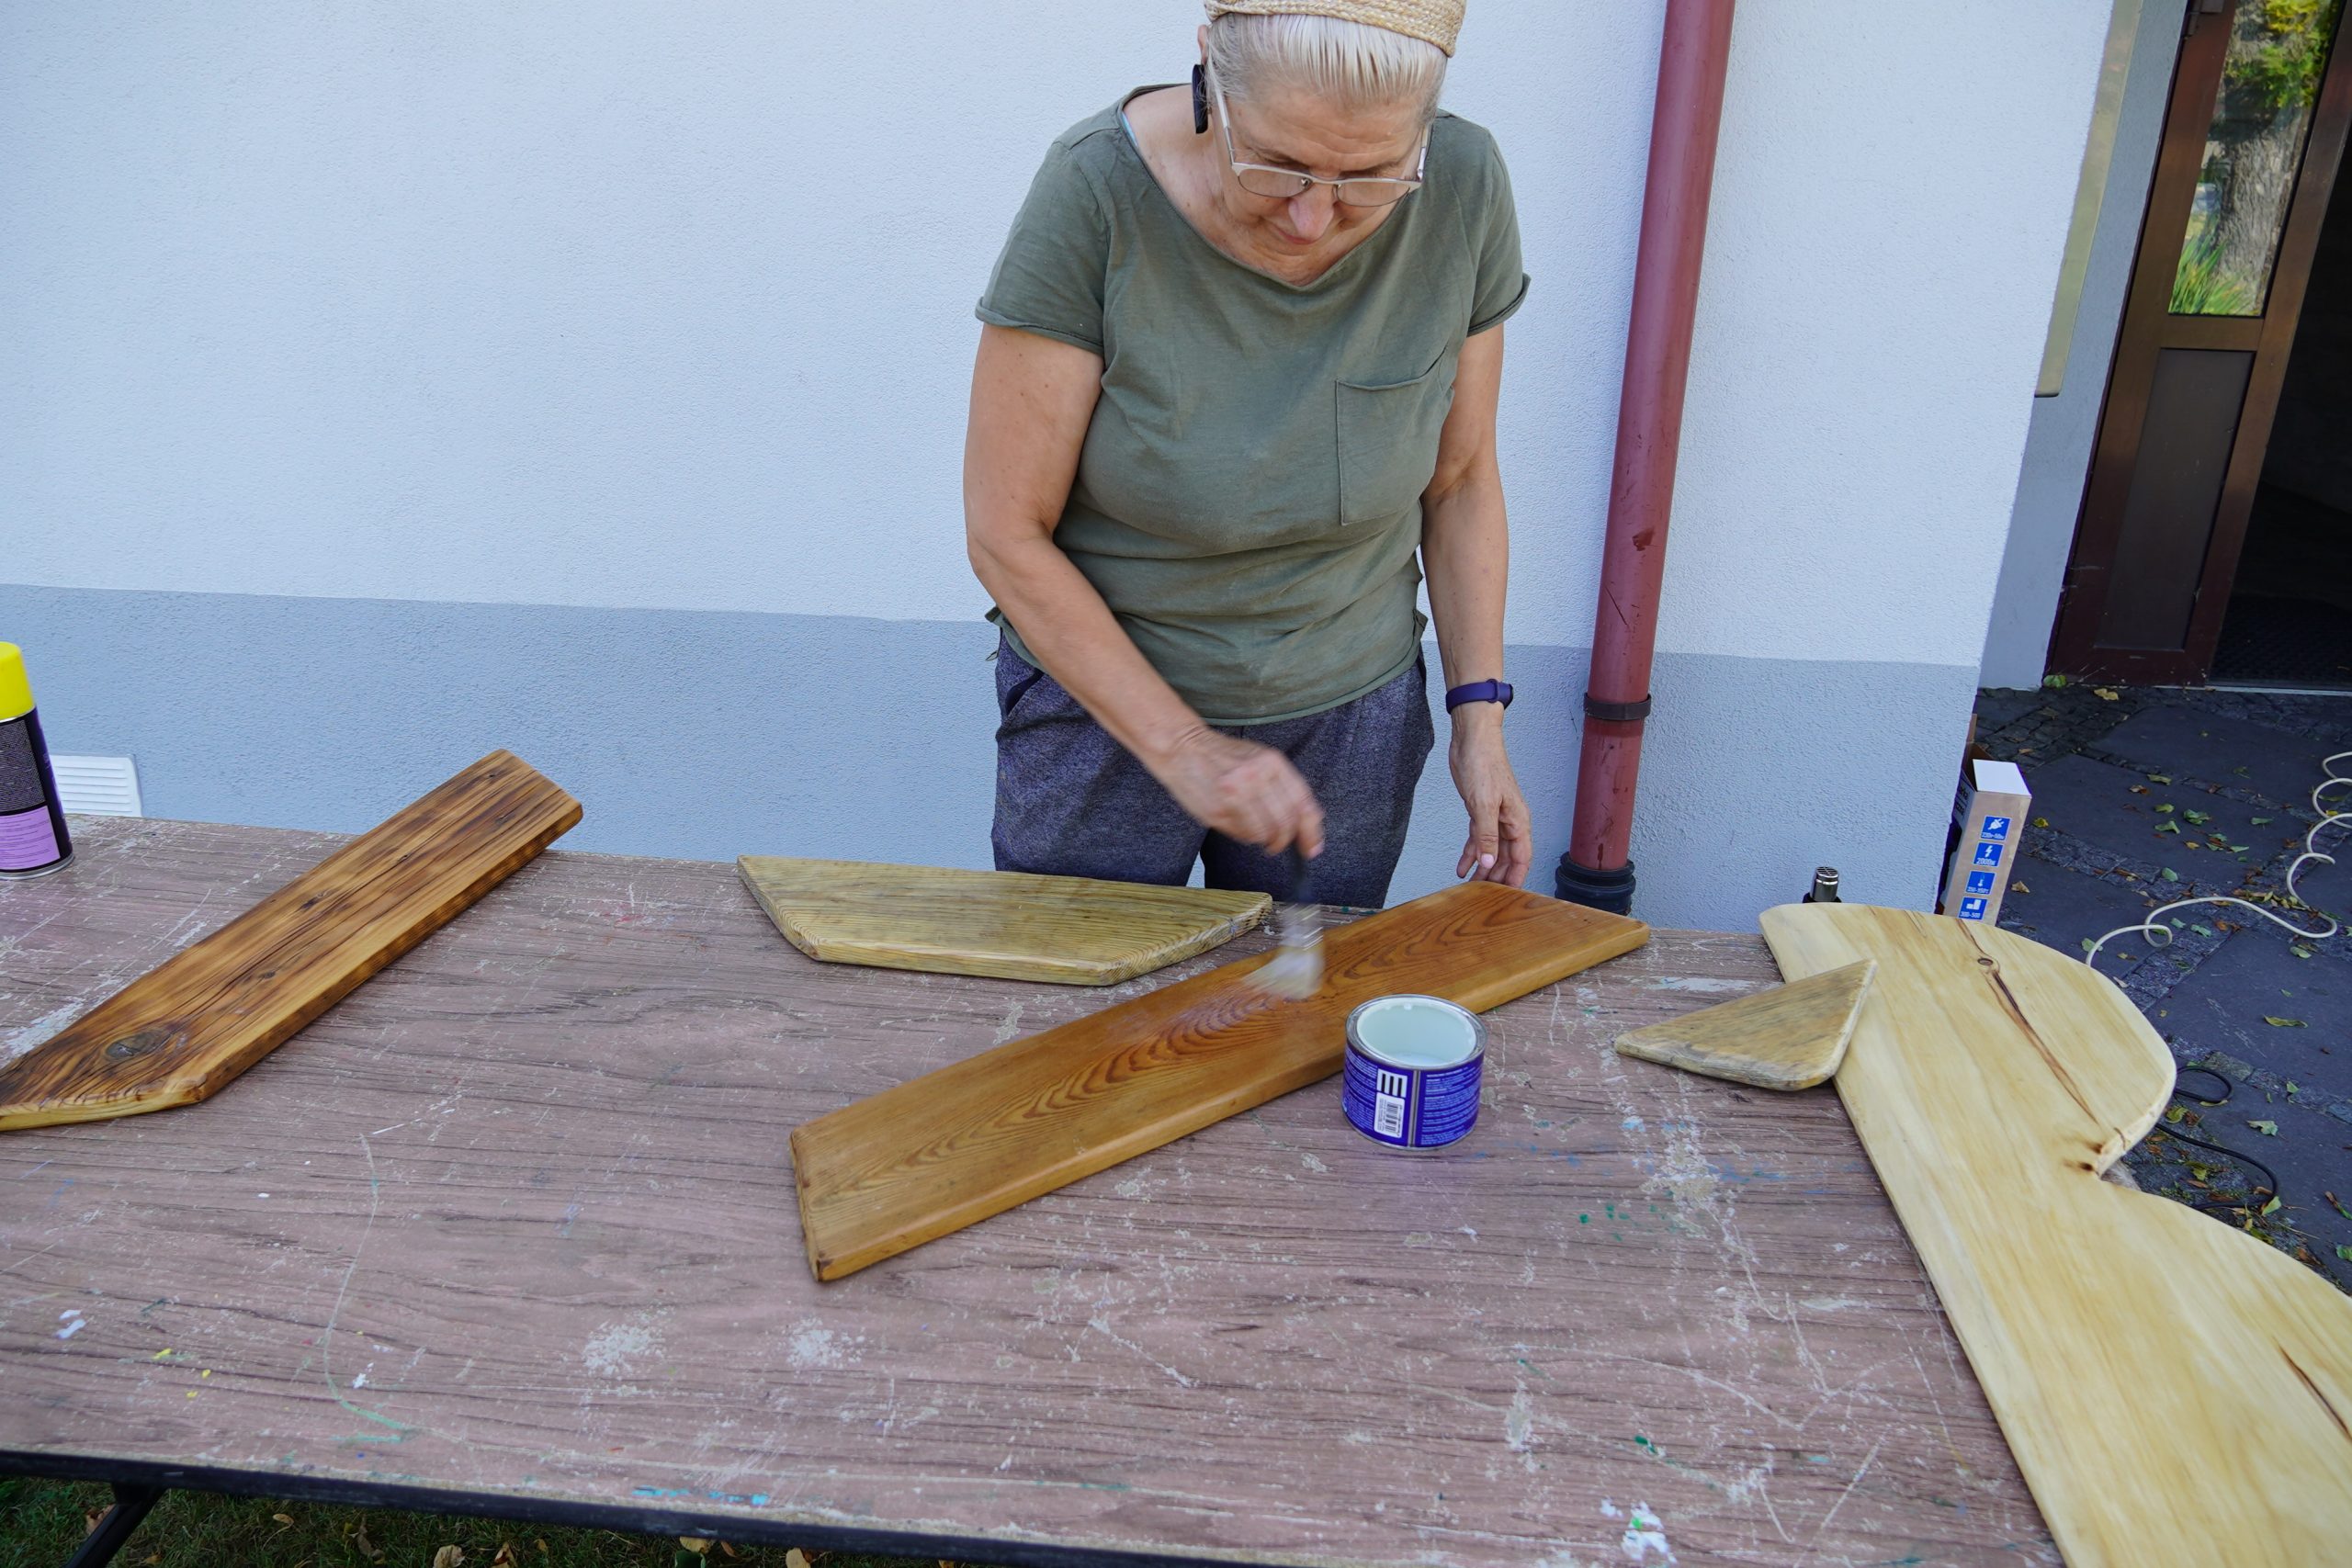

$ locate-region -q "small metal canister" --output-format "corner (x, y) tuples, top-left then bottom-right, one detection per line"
(1342, 994), (1486, 1152)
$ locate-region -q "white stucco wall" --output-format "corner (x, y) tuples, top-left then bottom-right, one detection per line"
(7, 0), (2109, 668)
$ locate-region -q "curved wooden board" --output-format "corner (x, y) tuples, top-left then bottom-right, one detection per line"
(792, 880), (1648, 1280)
(1761, 903), (2352, 1568)
(0, 751), (580, 1131)
(738, 857), (1271, 986)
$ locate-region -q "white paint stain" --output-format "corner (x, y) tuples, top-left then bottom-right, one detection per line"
(1621, 1115), (1645, 1133)
(1600, 1498), (1623, 1517)
(351, 1372), (368, 1389)
(4, 1004), (85, 1066)
(786, 1322), (843, 1369)
(1300, 1153), (1329, 1173)
(56, 1320), (84, 1340)
(1620, 1502), (1673, 1562)
(1505, 1387), (1534, 1452)
(582, 1321), (659, 1377)
(1801, 1295), (1865, 1313)
(1115, 1178), (1147, 1199)
(1647, 976), (1754, 994)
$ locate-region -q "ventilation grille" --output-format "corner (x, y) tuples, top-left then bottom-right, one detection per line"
(51, 755), (143, 817)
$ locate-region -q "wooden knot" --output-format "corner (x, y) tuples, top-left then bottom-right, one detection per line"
(104, 1027), (178, 1062)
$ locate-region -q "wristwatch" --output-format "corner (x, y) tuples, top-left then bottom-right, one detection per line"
(1444, 679), (1513, 712)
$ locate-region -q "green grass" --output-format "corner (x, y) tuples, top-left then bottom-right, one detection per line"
(0, 1475), (981, 1568)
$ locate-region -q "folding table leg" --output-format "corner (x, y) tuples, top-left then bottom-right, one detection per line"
(62, 1483), (164, 1568)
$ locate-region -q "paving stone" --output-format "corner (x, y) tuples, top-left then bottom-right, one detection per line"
(2096, 705), (2342, 808)
(2025, 752), (2301, 878)
(1973, 688), (2046, 730)
(2158, 927), (2350, 1084)
(1996, 851), (2175, 986)
(2128, 1083), (2352, 1288)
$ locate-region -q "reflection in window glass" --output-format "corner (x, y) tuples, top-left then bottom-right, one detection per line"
(2171, 0), (2343, 316)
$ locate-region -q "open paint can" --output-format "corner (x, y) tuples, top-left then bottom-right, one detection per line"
(1342, 994), (1486, 1152)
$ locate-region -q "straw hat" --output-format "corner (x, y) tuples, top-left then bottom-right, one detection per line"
(1204, 0), (1464, 57)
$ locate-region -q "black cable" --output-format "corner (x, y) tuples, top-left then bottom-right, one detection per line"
(2154, 1065), (2283, 1215)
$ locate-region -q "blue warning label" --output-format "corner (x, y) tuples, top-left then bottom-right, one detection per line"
(1981, 816), (2011, 840)
(1966, 870), (1996, 895)
(1959, 897), (1988, 920)
(1973, 841), (2004, 866)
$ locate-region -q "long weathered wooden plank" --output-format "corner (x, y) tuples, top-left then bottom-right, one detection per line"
(1761, 903), (2352, 1568)
(790, 880), (1649, 1280)
(0, 750), (579, 1130)
(737, 855), (1270, 985)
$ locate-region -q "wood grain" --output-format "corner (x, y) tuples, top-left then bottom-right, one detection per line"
(736, 856), (1269, 986)
(1614, 959), (1874, 1090)
(1761, 903), (2352, 1568)
(791, 882), (1649, 1281)
(0, 752), (579, 1130)
(0, 818), (2061, 1567)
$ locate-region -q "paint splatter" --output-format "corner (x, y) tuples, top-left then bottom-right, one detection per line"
(1620, 1501), (1673, 1562)
(1505, 1387), (1535, 1452)
(55, 1319), (84, 1341)
(786, 1322), (843, 1370)
(1621, 1115), (1645, 1133)
(582, 1321), (658, 1377)
(1300, 1153), (1329, 1174)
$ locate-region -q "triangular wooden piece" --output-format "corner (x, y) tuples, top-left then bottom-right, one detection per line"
(1613, 959), (1875, 1090)
(738, 857), (1271, 987)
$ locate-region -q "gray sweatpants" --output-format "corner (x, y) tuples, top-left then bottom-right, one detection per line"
(990, 636), (1435, 908)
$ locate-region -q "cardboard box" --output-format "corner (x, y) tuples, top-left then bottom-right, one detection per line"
(1941, 759), (2030, 924)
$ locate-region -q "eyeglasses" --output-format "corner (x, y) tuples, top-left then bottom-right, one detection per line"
(1209, 64), (1428, 209)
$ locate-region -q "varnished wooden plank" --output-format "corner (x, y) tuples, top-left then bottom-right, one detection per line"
(1762, 904), (2352, 1568)
(736, 855), (1270, 986)
(1613, 959), (1874, 1090)
(0, 819), (2056, 1566)
(0, 752), (579, 1130)
(792, 884), (1649, 1280)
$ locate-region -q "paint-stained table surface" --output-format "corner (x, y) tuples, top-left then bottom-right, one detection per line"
(0, 818), (2053, 1566)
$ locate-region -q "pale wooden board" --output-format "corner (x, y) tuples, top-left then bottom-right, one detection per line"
(1760, 903), (2352, 1568)
(0, 751), (580, 1131)
(1613, 959), (1874, 1090)
(789, 882), (1650, 1280)
(738, 856), (1270, 986)
(0, 818), (2061, 1567)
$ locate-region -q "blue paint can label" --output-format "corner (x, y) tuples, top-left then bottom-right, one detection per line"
(1342, 995), (1485, 1152)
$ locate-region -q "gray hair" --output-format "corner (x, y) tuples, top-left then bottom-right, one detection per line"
(1206, 13), (1448, 123)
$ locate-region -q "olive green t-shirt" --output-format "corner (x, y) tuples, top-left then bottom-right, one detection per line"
(977, 90), (1528, 725)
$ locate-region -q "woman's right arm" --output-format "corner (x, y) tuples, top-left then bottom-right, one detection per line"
(963, 324), (1324, 857)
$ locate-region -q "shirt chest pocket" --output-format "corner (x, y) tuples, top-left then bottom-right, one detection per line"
(1336, 356), (1457, 528)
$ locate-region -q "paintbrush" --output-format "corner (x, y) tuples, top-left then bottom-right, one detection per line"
(1250, 845), (1325, 1001)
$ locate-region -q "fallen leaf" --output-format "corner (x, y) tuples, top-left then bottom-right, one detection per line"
(2288, 1080), (2301, 1095)
(274, 1513), (296, 1528)
(2162, 868), (2180, 882)
(2252, 816), (2273, 826)
(679, 1543), (713, 1558)
(2031, 816), (2051, 828)
(2338, 1246), (2352, 1265)
(2165, 1105), (2185, 1123)
(2327, 1191), (2352, 1221)
(2154, 803), (2176, 814)
(2009, 880), (2030, 894)
(85, 1510), (106, 1537)
(2079, 937), (2096, 953)
(433, 1549), (466, 1568)
(2183, 808), (2211, 825)
(2149, 773), (2172, 784)
(2191, 924), (2212, 937)
(2043, 673), (2067, 688)
(2249, 1120), (2278, 1136)
(2130, 784), (2150, 795)
(355, 1528), (385, 1564)
(786, 1551), (812, 1568)
(492, 1546), (520, 1568)
(2293, 944), (2314, 958)
(2263, 1196), (2282, 1216)
(2155, 820), (2180, 834)
(2265, 1017), (2306, 1028)
(2094, 687), (2120, 700)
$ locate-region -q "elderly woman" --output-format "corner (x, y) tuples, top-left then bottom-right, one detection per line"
(966, 0), (1529, 908)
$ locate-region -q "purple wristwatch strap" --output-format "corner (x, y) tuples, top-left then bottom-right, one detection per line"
(1444, 679), (1513, 712)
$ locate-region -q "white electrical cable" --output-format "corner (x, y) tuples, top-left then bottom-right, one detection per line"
(2083, 748), (2350, 967)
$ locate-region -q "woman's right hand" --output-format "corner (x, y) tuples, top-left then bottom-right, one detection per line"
(1151, 728), (1326, 859)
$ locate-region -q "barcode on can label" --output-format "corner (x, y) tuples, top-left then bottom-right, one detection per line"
(1374, 1096), (1405, 1137)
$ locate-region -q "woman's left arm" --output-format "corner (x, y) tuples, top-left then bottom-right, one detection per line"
(1420, 323), (1532, 888)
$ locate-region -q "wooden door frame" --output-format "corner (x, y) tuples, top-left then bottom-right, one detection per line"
(2050, 0), (2352, 682)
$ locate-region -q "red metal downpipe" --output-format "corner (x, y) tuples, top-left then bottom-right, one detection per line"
(1555, 0), (1737, 915)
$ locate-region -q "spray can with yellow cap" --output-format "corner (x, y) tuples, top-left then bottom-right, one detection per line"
(0, 643), (72, 877)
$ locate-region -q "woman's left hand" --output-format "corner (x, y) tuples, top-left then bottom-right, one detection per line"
(1449, 709), (1532, 886)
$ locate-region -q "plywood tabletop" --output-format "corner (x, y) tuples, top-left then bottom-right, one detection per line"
(0, 818), (2053, 1567)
